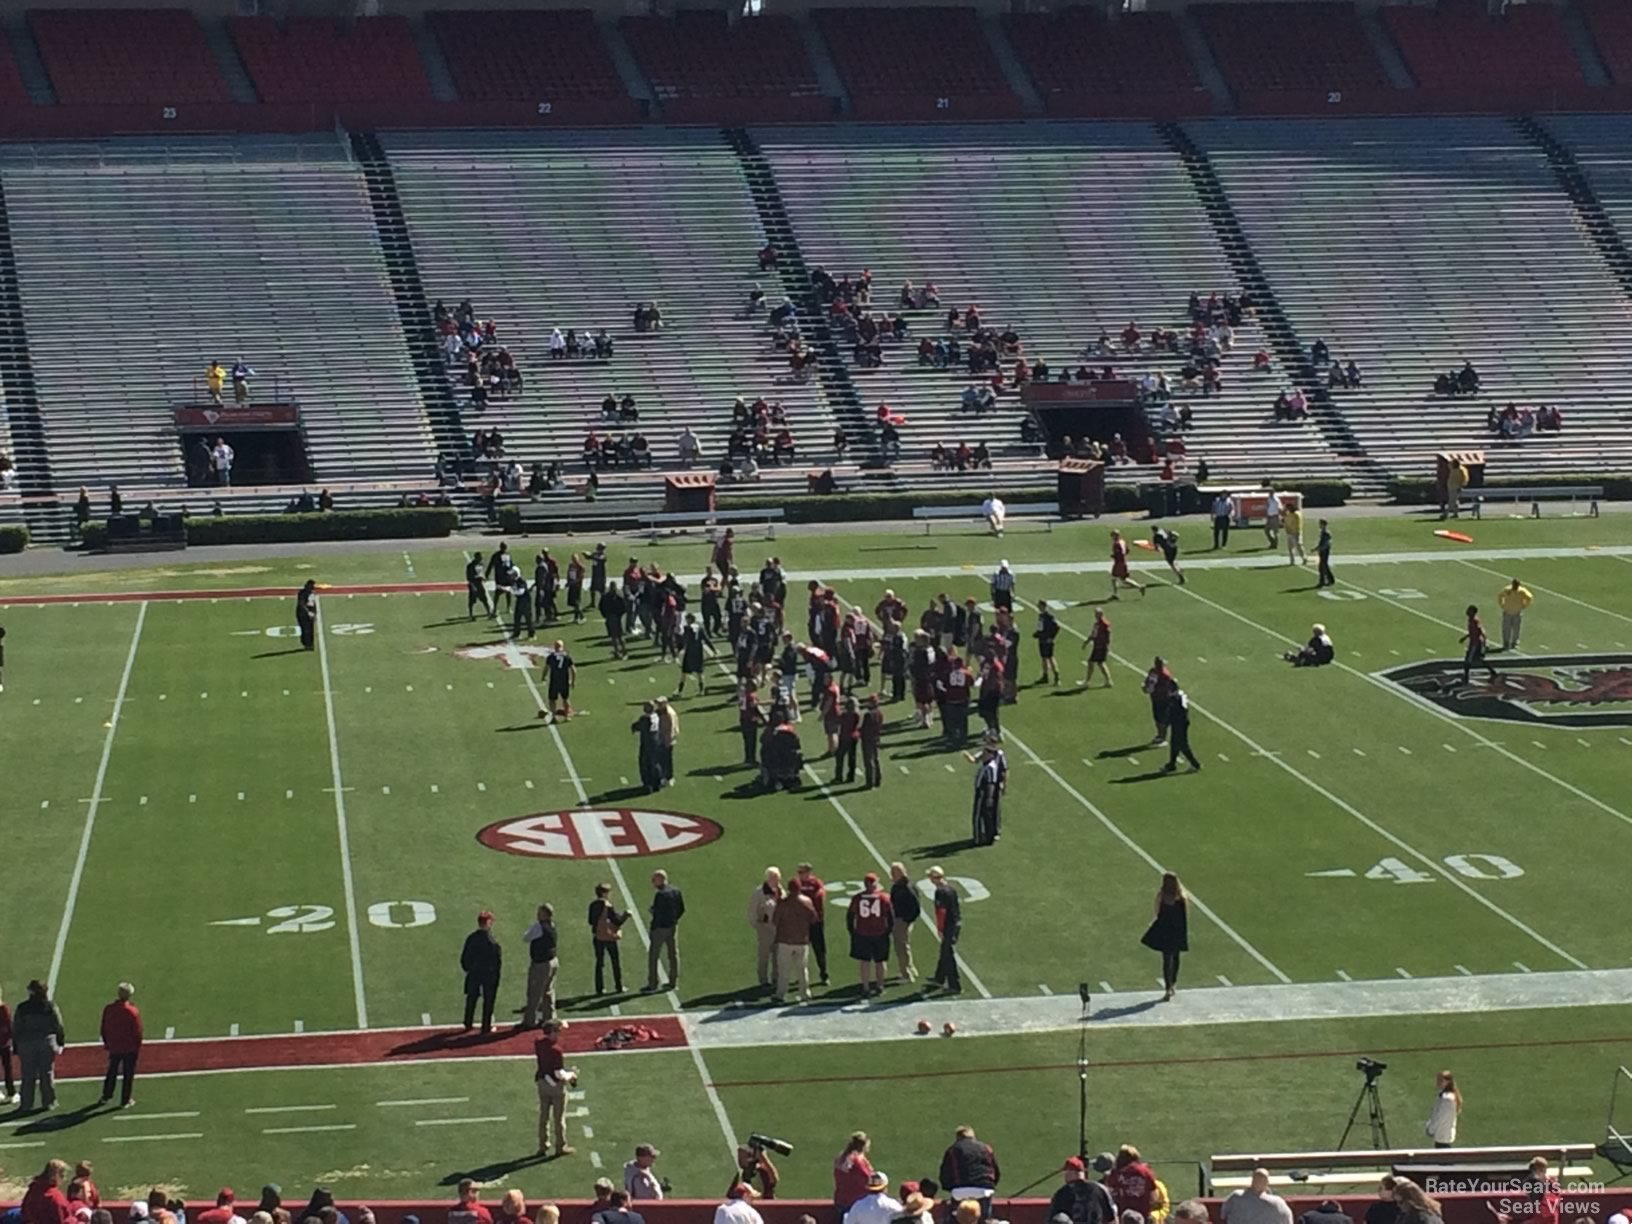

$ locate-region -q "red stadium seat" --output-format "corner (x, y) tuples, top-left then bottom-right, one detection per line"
(620, 12), (820, 101)
(814, 7), (1021, 118)
(1383, 1), (1584, 90)
(28, 8), (229, 105)
(1579, 0), (1632, 86)
(1194, 3), (1388, 94)
(229, 15), (432, 105)
(1005, 7), (1203, 112)
(426, 10), (625, 104)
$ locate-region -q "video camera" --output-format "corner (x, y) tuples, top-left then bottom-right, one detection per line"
(747, 1132), (794, 1157)
(1356, 1058), (1387, 1080)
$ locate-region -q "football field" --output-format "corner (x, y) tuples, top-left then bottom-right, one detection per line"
(3, 512), (1632, 1202)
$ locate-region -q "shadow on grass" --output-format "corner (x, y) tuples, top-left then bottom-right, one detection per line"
(1096, 743), (1154, 759)
(899, 838), (975, 860)
(438, 1152), (552, 1186)
(251, 648), (309, 659)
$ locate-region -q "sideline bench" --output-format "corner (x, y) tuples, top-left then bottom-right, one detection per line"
(912, 502), (1060, 534)
(1207, 1143), (1596, 1196)
(512, 499), (653, 533)
(640, 507), (785, 542)
(1469, 487), (1601, 519)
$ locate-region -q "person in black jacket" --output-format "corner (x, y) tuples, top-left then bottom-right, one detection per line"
(600, 582), (629, 659)
(645, 871), (685, 992)
(1161, 688), (1200, 773)
(460, 911), (502, 1034)
(939, 1125), (999, 1217)
(466, 553), (492, 619)
(295, 580), (317, 651)
(1049, 1158), (1116, 1224)
(926, 867), (963, 994)
(888, 861), (919, 983)
(521, 903), (559, 1028)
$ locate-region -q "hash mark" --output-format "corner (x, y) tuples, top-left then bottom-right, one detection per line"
(430, 784), (439, 794)
(1215, 975), (1232, 987)
(582, 1125), (595, 1139)
(1037, 984), (1053, 995)
(525, 780), (534, 789)
(1395, 967), (1413, 979)
(1514, 962), (1532, 973)
(140, 796), (148, 806)
(165, 1026), (176, 1039)
(1441, 744), (1457, 753)
(1335, 970), (1352, 982)
(237, 792), (244, 801)
(285, 789), (293, 799)
(382, 786), (391, 795)
(1098, 980), (1114, 993)
(189, 794), (197, 803)
(1217, 753), (1229, 762)
(1578, 738), (1592, 749)
(39, 800), (47, 809)
(1353, 748), (1366, 757)
(1454, 964), (1472, 976)
(1306, 749), (1321, 759)
(591, 1152), (603, 1170)
(898, 764), (910, 774)
(1398, 746), (1413, 755)
(1533, 740), (1547, 750)
(229, 1023), (240, 1037)
(293, 1020), (305, 1034)
(477, 781), (487, 792)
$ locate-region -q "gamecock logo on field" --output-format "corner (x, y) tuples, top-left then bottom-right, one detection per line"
(1379, 654), (1632, 728)
(477, 810), (725, 859)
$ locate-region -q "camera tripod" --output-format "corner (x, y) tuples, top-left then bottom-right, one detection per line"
(1338, 1075), (1391, 1151)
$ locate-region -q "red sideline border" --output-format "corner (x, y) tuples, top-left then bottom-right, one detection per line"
(53, 1016), (686, 1078)
(0, 581), (464, 606)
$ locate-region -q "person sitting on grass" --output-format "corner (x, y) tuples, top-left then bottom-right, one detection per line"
(1284, 623), (1334, 668)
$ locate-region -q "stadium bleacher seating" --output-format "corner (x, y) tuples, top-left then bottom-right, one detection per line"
(0, 135), (433, 491)
(754, 122), (1345, 488)
(1004, 8), (1209, 118)
(28, 8), (228, 105)
(1382, 1), (1584, 96)
(1194, 115), (1632, 479)
(1579, 0), (1632, 87)
(619, 11), (829, 123)
(426, 10), (637, 122)
(379, 127), (848, 499)
(1194, 3), (1390, 104)
(0, 37), (29, 108)
(813, 7), (1021, 121)
(229, 16), (432, 106)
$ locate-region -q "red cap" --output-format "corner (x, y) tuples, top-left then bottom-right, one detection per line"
(477, 910), (494, 927)
(217, 1190), (236, 1205)
(1064, 1158), (1086, 1172)
(863, 872), (879, 885)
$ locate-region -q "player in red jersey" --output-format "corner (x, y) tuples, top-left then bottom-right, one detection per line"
(1460, 605), (1497, 684)
(845, 872), (895, 997)
(1109, 530), (1146, 600)
(1103, 1146), (1157, 1218)
(1081, 609), (1113, 688)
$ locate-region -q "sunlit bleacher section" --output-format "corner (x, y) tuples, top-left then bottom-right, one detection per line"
(1004, 8), (1207, 119)
(1194, 116), (1632, 477)
(0, 135), (433, 490)
(29, 8), (228, 104)
(619, 11), (829, 123)
(379, 127), (847, 496)
(754, 122), (1345, 486)
(426, 10), (639, 122)
(228, 16), (432, 105)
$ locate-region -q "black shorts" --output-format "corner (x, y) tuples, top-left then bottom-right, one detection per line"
(548, 680), (571, 700)
(1039, 641), (1055, 659)
(850, 932), (890, 963)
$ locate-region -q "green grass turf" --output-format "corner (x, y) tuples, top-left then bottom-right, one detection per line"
(4, 512), (1632, 1197)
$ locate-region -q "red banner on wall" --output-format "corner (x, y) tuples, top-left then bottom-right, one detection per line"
(1023, 380), (1138, 405)
(174, 404), (300, 429)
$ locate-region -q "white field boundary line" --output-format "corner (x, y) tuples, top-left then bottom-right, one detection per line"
(48, 967), (1632, 1076)
(316, 595), (370, 1029)
(1321, 574), (1632, 833)
(8, 544), (1632, 611)
(49, 599), (148, 991)
(1051, 610), (1589, 971)
(1456, 557), (1632, 628)
(477, 579), (739, 1159)
(699, 639), (992, 1000)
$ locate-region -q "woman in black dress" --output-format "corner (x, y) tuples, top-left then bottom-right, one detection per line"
(1141, 872), (1189, 1001)
(296, 580), (317, 651)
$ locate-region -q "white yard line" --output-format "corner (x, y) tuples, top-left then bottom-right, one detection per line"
(261, 1123), (357, 1135)
(415, 1115), (509, 1127)
(1456, 558), (1632, 628)
(316, 598), (369, 1029)
(101, 1132), (204, 1144)
(1053, 610), (1590, 972)
(49, 600), (147, 991)
(1292, 579), (1632, 833)
(480, 588), (739, 1162)
(244, 1103), (338, 1114)
(378, 1096), (471, 1108)
(1001, 723), (1292, 984)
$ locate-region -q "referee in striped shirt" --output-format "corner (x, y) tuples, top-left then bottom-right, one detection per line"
(990, 561), (1016, 613)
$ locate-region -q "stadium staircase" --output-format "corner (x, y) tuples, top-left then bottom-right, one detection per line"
(1193, 116), (1632, 481)
(723, 126), (878, 469)
(1512, 115), (1632, 301)
(378, 128), (851, 503)
(0, 176), (50, 511)
(1159, 120), (1384, 497)
(350, 129), (470, 468)
(753, 122), (1351, 490)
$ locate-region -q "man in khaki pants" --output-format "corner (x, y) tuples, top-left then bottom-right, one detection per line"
(888, 862), (919, 982)
(772, 879), (818, 1004)
(747, 867), (781, 990)
(522, 904), (560, 1028)
(532, 1019), (575, 1158)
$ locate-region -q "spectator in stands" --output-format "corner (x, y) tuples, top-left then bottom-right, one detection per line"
(211, 437), (235, 487)
(620, 396), (639, 423)
(1390, 1184), (1440, 1224)
(1108, 434), (1129, 465)
(449, 1181), (491, 1224)
(634, 303), (663, 333)
(833, 428), (849, 459)
(1298, 1203), (1351, 1224)
(759, 244), (779, 272)
(879, 421), (901, 464)
(1221, 1170), (1293, 1224)
(206, 361), (226, 407)
(565, 329), (582, 359)
(601, 394), (619, 422)
(631, 434), (653, 469)
(1343, 360), (1361, 387)
(594, 330), (614, 359)
(550, 329), (567, 360)
(231, 360), (254, 405)
(1310, 339), (1329, 366)
(678, 427), (701, 469)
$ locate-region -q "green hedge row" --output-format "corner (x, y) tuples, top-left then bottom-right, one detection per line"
(81, 507), (460, 551)
(1271, 480), (1352, 508)
(1388, 474), (1632, 505)
(0, 524), (28, 554)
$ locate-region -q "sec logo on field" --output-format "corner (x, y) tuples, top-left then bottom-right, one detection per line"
(477, 810), (724, 860)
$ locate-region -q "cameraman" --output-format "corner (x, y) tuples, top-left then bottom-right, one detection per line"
(735, 1144), (779, 1200)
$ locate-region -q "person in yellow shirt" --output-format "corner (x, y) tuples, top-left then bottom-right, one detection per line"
(1283, 502), (1306, 566)
(206, 361), (226, 407)
(1497, 578), (1533, 650)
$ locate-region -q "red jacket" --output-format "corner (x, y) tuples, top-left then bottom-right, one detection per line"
(22, 1178), (74, 1224)
(100, 999), (143, 1054)
(0, 1002), (12, 1048)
